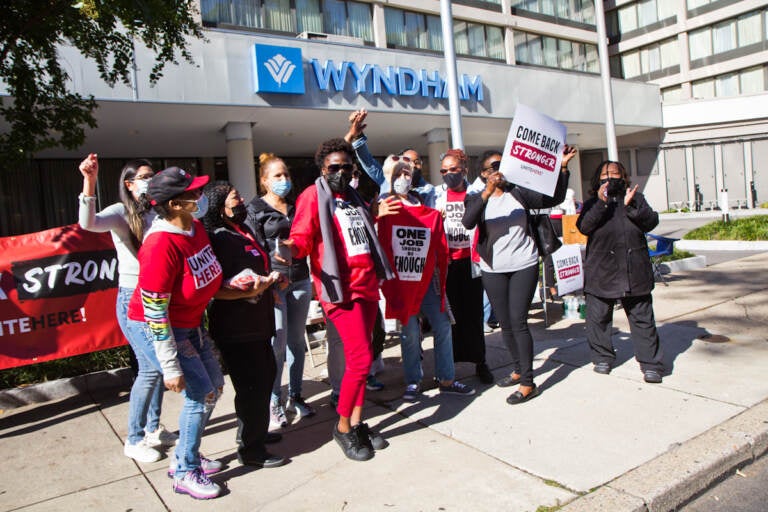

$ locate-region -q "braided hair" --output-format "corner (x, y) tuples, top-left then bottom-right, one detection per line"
(201, 181), (233, 233)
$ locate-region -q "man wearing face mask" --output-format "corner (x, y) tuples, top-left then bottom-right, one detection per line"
(576, 161), (665, 384)
(434, 149), (494, 384)
(285, 138), (394, 461)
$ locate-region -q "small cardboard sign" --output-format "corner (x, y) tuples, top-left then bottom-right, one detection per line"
(500, 104), (566, 196)
(552, 244), (583, 296)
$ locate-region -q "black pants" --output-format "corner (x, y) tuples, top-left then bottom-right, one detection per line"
(447, 258), (486, 364)
(217, 339), (277, 459)
(481, 263), (539, 386)
(585, 293), (664, 372)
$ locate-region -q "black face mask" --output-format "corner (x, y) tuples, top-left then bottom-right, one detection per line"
(442, 172), (465, 191)
(325, 172), (349, 193)
(601, 177), (626, 197)
(226, 203), (248, 225)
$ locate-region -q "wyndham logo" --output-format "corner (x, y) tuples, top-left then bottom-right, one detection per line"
(253, 44), (305, 94)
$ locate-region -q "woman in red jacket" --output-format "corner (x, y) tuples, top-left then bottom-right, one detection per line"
(286, 138), (393, 461)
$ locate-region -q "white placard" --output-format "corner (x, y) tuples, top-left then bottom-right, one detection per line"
(444, 200), (471, 249)
(391, 225), (431, 281)
(552, 244), (583, 296)
(500, 103), (566, 196)
(334, 199), (370, 257)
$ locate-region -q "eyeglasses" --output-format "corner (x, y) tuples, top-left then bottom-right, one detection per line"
(392, 155), (411, 163)
(439, 166), (464, 175)
(483, 161), (501, 172)
(325, 163), (355, 174)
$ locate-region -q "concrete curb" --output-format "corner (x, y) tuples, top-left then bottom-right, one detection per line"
(658, 255), (706, 274)
(0, 368), (132, 410)
(677, 240), (768, 251)
(560, 400), (768, 512)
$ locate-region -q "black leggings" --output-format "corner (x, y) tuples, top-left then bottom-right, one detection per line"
(481, 264), (539, 386)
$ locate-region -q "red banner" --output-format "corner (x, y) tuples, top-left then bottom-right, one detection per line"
(0, 225), (124, 369)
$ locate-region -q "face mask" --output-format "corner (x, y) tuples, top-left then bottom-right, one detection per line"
(132, 179), (149, 198)
(349, 177), (360, 189)
(442, 172), (464, 190)
(412, 169), (422, 185)
(393, 176), (412, 195)
(270, 179), (292, 198)
(192, 194), (209, 219)
(601, 177), (626, 197)
(226, 203), (247, 225)
(325, 172), (349, 193)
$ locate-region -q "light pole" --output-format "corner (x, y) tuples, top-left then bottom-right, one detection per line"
(439, 0), (464, 150)
(594, 0), (618, 160)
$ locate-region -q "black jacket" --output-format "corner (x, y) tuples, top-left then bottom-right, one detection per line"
(207, 224), (275, 343)
(462, 171), (570, 268)
(576, 192), (658, 298)
(245, 197), (310, 282)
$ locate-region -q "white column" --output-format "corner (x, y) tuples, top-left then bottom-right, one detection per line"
(225, 122), (256, 200)
(372, 2), (387, 49)
(504, 27), (517, 65)
(426, 128), (450, 185)
(744, 142), (755, 208)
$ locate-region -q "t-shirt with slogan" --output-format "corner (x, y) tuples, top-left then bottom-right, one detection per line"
(377, 203), (448, 324)
(444, 188), (473, 260)
(128, 219), (223, 328)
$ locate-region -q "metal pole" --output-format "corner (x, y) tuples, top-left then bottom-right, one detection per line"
(593, 0), (618, 160)
(439, 0), (464, 150)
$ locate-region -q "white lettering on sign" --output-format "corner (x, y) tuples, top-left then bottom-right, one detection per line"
(187, 245), (223, 289)
(335, 200), (370, 257)
(444, 201), (470, 249)
(392, 225), (430, 282)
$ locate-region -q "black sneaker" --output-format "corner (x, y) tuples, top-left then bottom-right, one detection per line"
(332, 424), (374, 461)
(354, 422), (389, 451)
(237, 452), (287, 468)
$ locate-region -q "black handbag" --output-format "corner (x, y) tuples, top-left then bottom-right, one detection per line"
(529, 212), (562, 257)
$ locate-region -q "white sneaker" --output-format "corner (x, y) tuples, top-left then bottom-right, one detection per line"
(286, 395), (316, 417)
(269, 403), (288, 430)
(145, 424), (179, 448)
(124, 439), (162, 463)
(173, 467), (221, 500)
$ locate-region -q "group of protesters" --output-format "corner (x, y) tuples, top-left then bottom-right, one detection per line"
(77, 109), (664, 500)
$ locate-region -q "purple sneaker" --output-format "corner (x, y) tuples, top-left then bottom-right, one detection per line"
(168, 454), (224, 478)
(173, 467), (221, 500)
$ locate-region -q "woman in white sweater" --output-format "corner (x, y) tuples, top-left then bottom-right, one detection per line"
(78, 153), (177, 462)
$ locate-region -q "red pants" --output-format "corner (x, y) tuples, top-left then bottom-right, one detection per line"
(323, 299), (377, 417)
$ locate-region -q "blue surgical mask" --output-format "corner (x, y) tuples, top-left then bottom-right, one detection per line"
(270, 179), (292, 198)
(192, 194), (209, 219)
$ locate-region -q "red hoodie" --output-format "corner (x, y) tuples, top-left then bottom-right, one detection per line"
(377, 203), (448, 324)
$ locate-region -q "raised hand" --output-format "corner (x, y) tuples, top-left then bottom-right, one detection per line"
(562, 145), (577, 168)
(624, 184), (639, 206)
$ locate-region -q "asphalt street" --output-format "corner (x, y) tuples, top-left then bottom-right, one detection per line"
(680, 454), (768, 512)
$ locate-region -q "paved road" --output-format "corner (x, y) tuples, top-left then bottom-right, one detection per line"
(680, 454), (768, 512)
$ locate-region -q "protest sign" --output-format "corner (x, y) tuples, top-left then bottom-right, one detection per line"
(391, 225), (431, 281)
(500, 103), (567, 196)
(552, 244), (584, 296)
(0, 225), (123, 369)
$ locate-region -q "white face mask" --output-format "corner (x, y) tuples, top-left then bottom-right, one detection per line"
(132, 178), (149, 198)
(393, 176), (412, 195)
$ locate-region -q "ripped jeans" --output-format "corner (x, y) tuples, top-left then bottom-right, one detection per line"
(125, 320), (224, 479)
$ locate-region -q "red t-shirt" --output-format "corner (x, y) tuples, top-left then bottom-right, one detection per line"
(444, 189), (472, 260)
(290, 185), (378, 305)
(128, 220), (223, 327)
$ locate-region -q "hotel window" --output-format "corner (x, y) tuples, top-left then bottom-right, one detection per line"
(200, 0), (373, 41)
(688, 8), (768, 64)
(384, 7), (504, 60)
(514, 31), (599, 72)
(512, 0), (596, 26)
(693, 65), (767, 98)
(615, 0), (676, 34)
(661, 86), (682, 102)
(620, 37), (678, 78)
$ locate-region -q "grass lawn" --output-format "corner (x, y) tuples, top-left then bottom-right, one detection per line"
(683, 215), (768, 241)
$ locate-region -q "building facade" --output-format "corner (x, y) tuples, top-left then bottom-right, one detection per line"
(3, 1), (671, 237)
(606, 0), (768, 211)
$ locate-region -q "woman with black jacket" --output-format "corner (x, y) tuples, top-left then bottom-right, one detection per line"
(202, 181), (287, 468)
(576, 161), (664, 383)
(246, 153), (316, 430)
(462, 147), (575, 404)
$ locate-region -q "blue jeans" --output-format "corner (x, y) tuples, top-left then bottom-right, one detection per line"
(118, 287), (162, 443)
(400, 284), (455, 385)
(125, 321), (224, 478)
(271, 278), (313, 402)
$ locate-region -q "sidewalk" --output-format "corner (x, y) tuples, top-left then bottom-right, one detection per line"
(2, 253), (768, 512)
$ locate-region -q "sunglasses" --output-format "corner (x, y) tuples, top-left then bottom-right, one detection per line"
(325, 163), (355, 174)
(392, 155), (411, 163)
(440, 166), (464, 175)
(483, 161), (501, 172)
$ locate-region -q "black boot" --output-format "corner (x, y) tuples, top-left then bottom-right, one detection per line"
(333, 424), (374, 461)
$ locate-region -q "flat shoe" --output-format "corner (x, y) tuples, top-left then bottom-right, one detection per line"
(593, 362), (612, 375)
(496, 374), (521, 387)
(644, 370), (662, 383)
(506, 385), (539, 405)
